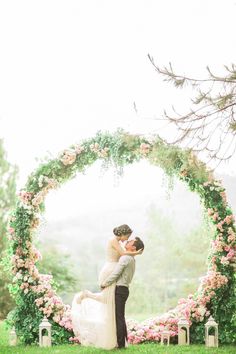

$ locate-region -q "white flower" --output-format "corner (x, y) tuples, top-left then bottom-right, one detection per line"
(38, 175), (44, 188)
(60, 149), (77, 165)
(198, 306), (206, 317)
(32, 192), (44, 207)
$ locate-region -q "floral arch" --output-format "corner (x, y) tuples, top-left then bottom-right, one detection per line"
(7, 130), (236, 345)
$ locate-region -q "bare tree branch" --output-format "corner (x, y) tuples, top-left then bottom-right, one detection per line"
(148, 56), (236, 164)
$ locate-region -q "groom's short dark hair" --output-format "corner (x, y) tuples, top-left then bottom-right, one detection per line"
(133, 237), (144, 251)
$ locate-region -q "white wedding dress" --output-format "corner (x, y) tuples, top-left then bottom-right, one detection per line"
(71, 239), (120, 349)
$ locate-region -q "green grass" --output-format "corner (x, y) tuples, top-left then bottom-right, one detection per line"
(0, 321), (235, 354)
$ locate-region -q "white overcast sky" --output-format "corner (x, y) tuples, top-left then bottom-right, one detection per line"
(0, 0), (236, 220)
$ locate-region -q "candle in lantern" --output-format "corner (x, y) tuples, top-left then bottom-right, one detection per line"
(205, 316), (218, 348)
(208, 335), (215, 347)
(178, 329), (186, 345)
(42, 335), (50, 347)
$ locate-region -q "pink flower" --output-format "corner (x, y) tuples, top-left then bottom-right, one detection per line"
(220, 191), (227, 204)
(216, 222), (224, 232)
(224, 215), (234, 225)
(53, 315), (60, 323)
(220, 257), (229, 265)
(228, 234), (236, 243)
(226, 249), (235, 260)
(75, 145), (84, 155)
(97, 147), (109, 158)
(184, 309), (190, 319)
(90, 143), (100, 153)
(178, 298), (187, 305)
(59, 320), (65, 327)
(18, 191), (33, 204)
(212, 212), (219, 221)
(140, 143), (151, 155)
(32, 192), (44, 207)
(207, 208), (214, 216)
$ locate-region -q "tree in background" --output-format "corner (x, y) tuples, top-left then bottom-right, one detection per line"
(37, 243), (81, 305)
(148, 56), (236, 164)
(127, 205), (213, 318)
(0, 139), (18, 319)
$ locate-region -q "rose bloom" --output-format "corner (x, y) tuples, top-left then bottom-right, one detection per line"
(98, 147), (109, 158)
(32, 192), (44, 207)
(227, 249), (235, 259)
(220, 257), (229, 265)
(216, 222), (224, 232)
(212, 213), (219, 221)
(75, 144), (84, 155)
(89, 143), (100, 154)
(207, 208), (214, 216)
(140, 143), (151, 155)
(8, 227), (15, 234)
(228, 234), (236, 243)
(220, 191), (227, 203)
(224, 215), (234, 225)
(60, 149), (77, 166)
(18, 191), (33, 204)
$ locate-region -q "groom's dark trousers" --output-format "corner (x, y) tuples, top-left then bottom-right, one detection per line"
(115, 285), (129, 348)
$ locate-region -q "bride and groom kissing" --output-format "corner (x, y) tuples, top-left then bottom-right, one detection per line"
(71, 224), (144, 350)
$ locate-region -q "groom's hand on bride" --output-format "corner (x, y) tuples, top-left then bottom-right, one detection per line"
(136, 248), (143, 255)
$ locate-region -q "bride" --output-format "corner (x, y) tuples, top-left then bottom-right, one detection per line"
(71, 224), (142, 349)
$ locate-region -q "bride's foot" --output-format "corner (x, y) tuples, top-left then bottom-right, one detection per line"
(83, 289), (93, 298)
(75, 290), (93, 304)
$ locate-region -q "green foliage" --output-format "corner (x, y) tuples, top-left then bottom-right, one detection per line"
(0, 139), (18, 319)
(7, 290), (42, 344)
(37, 244), (80, 295)
(127, 207), (212, 316)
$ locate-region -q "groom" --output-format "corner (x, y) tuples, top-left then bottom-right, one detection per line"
(101, 237), (144, 349)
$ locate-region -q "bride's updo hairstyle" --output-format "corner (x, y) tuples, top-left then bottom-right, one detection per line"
(113, 224), (133, 237)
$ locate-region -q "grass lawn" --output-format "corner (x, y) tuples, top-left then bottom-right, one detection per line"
(0, 321), (235, 354)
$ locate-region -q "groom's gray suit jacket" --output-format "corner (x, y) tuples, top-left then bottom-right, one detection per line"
(101, 255), (135, 288)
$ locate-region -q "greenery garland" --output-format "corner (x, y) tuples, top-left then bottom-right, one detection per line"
(6, 129), (236, 345)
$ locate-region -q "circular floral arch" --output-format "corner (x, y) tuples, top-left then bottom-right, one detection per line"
(8, 130), (236, 345)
